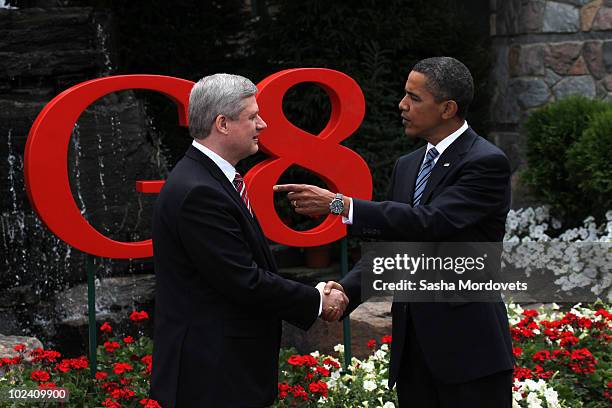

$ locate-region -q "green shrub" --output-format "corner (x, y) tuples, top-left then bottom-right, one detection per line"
(522, 96), (611, 226)
(567, 109), (612, 215)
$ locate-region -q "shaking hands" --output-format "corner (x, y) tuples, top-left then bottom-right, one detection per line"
(317, 281), (349, 322)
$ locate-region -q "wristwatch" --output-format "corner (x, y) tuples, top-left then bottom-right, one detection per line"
(329, 193), (344, 215)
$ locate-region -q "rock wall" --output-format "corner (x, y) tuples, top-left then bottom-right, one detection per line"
(488, 0), (612, 206)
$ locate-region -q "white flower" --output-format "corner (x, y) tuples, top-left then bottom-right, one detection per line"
(380, 344), (389, 352)
(374, 349), (387, 360)
(526, 391), (543, 408)
(363, 380), (377, 391)
(544, 387), (560, 407)
(382, 402), (395, 408)
(326, 370), (341, 389)
(310, 351), (320, 358)
(334, 344), (344, 353)
(361, 360), (375, 373)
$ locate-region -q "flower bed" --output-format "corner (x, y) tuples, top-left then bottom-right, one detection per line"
(0, 303), (610, 407)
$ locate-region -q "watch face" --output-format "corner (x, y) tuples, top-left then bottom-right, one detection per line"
(330, 199), (343, 214)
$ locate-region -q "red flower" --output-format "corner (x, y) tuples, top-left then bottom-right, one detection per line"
(513, 366), (532, 381)
(113, 362), (133, 375)
(141, 355), (153, 374)
(287, 354), (317, 367)
(139, 399), (162, 408)
(104, 341), (120, 353)
(129, 311), (149, 322)
(559, 331), (579, 348)
(560, 312), (577, 325)
(522, 310), (538, 318)
(13, 344), (25, 353)
(381, 335), (392, 344)
(532, 350), (551, 362)
(101, 398), (122, 408)
(576, 317), (593, 329)
(110, 388), (135, 400)
(367, 339), (376, 348)
(534, 364), (553, 379)
(31, 370), (50, 382)
(278, 382), (290, 399)
(70, 356), (89, 370)
(56, 360), (71, 373)
(100, 322), (112, 334)
(38, 382), (57, 389)
(323, 357), (340, 369)
(123, 336), (134, 344)
(287, 355), (300, 366)
(290, 384), (309, 401)
(96, 371), (108, 380)
(513, 347), (522, 357)
(552, 349), (570, 359)
(315, 365), (330, 377)
(56, 356), (88, 371)
(29, 348), (61, 363)
(308, 380), (329, 397)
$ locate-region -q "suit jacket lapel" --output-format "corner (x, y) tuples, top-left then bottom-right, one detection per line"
(185, 147), (272, 259)
(419, 128), (477, 205)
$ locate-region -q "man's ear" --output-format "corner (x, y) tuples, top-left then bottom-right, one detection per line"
(441, 100), (459, 120)
(214, 114), (230, 134)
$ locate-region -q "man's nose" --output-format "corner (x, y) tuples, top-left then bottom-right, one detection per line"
(399, 96), (408, 111)
(257, 115), (267, 129)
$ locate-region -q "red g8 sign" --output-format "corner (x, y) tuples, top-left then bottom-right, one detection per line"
(25, 69), (372, 259)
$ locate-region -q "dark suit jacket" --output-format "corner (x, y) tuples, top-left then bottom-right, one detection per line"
(150, 146), (320, 408)
(340, 127), (515, 387)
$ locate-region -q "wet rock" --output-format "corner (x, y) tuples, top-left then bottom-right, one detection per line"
(282, 297), (392, 359)
(0, 334), (43, 358)
(592, 6), (612, 30)
(54, 274), (155, 327)
(543, 1), (580, 33)
(553, 75), (596, 98)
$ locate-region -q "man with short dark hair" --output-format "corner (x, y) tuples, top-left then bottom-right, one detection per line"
(150, 73), (348, 407)
(275, 57), (514, 407)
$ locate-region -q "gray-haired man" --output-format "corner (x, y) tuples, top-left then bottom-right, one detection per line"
(150, 74), (348, 407)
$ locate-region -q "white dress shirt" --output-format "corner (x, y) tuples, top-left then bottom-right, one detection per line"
(191, 140), (324, 316)
(191, 140), (236, 183)
(343, 121), (468, 224)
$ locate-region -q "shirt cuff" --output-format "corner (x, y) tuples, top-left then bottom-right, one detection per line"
(342, 197), (353, 225)
(316, 282), (325, 317)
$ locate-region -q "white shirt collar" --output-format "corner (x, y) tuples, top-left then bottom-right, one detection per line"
(191, 140), (236, 183)
(426, 121), (468, 164)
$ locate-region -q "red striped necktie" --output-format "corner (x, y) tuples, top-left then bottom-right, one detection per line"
(232, 172), (253, 216)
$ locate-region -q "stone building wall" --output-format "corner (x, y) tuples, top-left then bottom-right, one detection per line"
(488, 0), (612, 206)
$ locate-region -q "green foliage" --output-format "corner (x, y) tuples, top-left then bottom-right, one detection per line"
(522, 96), (611, 226)
(567, 110), (612, 214)
(250, 0), (491, 202)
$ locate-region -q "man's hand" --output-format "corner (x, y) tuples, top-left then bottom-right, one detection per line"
(273, 184), (350, 217)
(316, 281), (349, 322)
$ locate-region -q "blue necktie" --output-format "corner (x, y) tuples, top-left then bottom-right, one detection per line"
(412, 147), (439, 206)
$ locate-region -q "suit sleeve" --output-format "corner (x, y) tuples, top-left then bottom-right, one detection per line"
(349, 152), (511, 241)
(177, 185), (319, 330)
(339, 159), (401, 317)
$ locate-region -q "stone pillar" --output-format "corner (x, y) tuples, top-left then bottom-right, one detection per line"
(489, 0), (612, 207)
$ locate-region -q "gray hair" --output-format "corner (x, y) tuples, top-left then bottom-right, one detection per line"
(412, 57), (474, 119)
(188, 73), (258, 139)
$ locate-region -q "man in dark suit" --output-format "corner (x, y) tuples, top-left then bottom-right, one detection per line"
(274, 57), (515, 407)
(150, 73), (348, 408)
